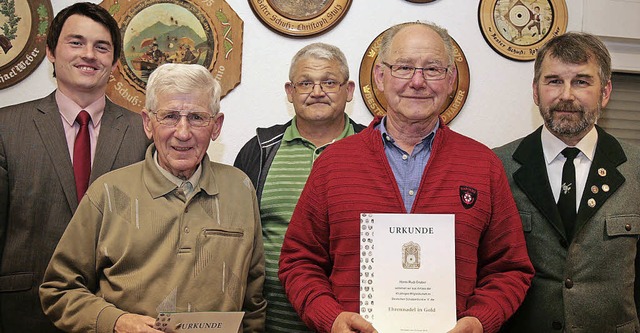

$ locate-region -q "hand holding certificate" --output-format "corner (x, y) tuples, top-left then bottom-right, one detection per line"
(360, 214), (457, 332)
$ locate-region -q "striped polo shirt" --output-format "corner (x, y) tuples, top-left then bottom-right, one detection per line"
(260, 115), (355, 332)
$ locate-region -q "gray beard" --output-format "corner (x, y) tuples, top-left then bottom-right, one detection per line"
(540, 101), (602, 138)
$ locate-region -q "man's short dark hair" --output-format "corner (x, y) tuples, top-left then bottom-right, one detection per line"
(533, 32), (611, 85)
(47, 2), (122, 66)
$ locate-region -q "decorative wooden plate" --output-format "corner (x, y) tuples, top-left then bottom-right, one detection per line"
(478, 0), (568, 61)
(0, 0), (52, 90)
(100, 0), (243, 112)
(248, 0), (351, 37)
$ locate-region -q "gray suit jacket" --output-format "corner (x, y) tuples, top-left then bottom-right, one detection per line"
(495, 126), (640, 333)
(0, 92), (149, 333)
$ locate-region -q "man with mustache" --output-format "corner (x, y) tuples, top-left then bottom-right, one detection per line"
(495, 32), (640, 332)
(234, 42), (364, 332)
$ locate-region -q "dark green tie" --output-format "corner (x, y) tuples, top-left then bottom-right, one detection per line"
(557, 147), (580, 240)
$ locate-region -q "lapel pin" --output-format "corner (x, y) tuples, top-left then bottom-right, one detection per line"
(587, 198), (596, 208)
(602, 184), (610, 192)
(591, 185), (599, 194)
(598, 168), (607, 177)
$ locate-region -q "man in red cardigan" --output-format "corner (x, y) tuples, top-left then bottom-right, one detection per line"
(278, 22), (534, 333)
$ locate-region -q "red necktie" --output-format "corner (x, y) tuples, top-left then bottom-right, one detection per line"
(73, 111), (91, 202)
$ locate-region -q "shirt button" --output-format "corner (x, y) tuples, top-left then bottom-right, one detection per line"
(184, 227), (190, 234)
(409, 190), (415, 196)
(402, 154), (408, 160)
(564, 278), (573, 289)
(625, 224), (632, 231)
(552, 321), (563, 330)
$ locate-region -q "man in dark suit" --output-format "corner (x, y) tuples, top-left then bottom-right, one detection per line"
(495, 32), (640, 332)
(0, 3), (148, 332)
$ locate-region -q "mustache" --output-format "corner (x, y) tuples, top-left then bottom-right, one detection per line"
(550, 101), (583, 113)
(306, 97), (332, 104)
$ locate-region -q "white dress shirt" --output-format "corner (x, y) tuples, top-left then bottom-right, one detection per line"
(542, 126), (598, 211)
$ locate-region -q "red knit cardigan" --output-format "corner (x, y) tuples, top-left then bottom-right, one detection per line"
(279, 117), (534, 333)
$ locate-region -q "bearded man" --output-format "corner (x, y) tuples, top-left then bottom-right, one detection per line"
(495, 32), (640, 332)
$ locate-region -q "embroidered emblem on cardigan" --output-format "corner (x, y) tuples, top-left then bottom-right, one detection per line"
(459, 186), (477, 209)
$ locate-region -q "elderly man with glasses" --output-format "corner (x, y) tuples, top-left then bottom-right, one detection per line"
(233, 42), (365, 332)
(278, 22), (533, 333)
(40, 63), (266, 333)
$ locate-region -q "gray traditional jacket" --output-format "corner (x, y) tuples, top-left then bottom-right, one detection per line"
(495, 125), (640, 333)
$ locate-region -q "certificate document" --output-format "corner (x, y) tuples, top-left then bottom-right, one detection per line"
(153, 311), (243, 333)
(360, 213), (456, 332)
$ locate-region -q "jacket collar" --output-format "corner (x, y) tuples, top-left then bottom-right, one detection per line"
(366, 115), (448, 153)
(574, 126), (626, 229)
(512, 126), (564, 235)
(143, 144), (218, 200)
(512, 125), (627, 239)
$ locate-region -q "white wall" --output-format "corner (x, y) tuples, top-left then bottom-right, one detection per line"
(581, 0), (640, 73)
(0, 0), (586, 164)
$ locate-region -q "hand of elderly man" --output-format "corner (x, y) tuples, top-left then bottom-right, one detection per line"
(447, 316), (483, 333)
(115, 313), (163, 333)
(331, 311), (378, 333)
